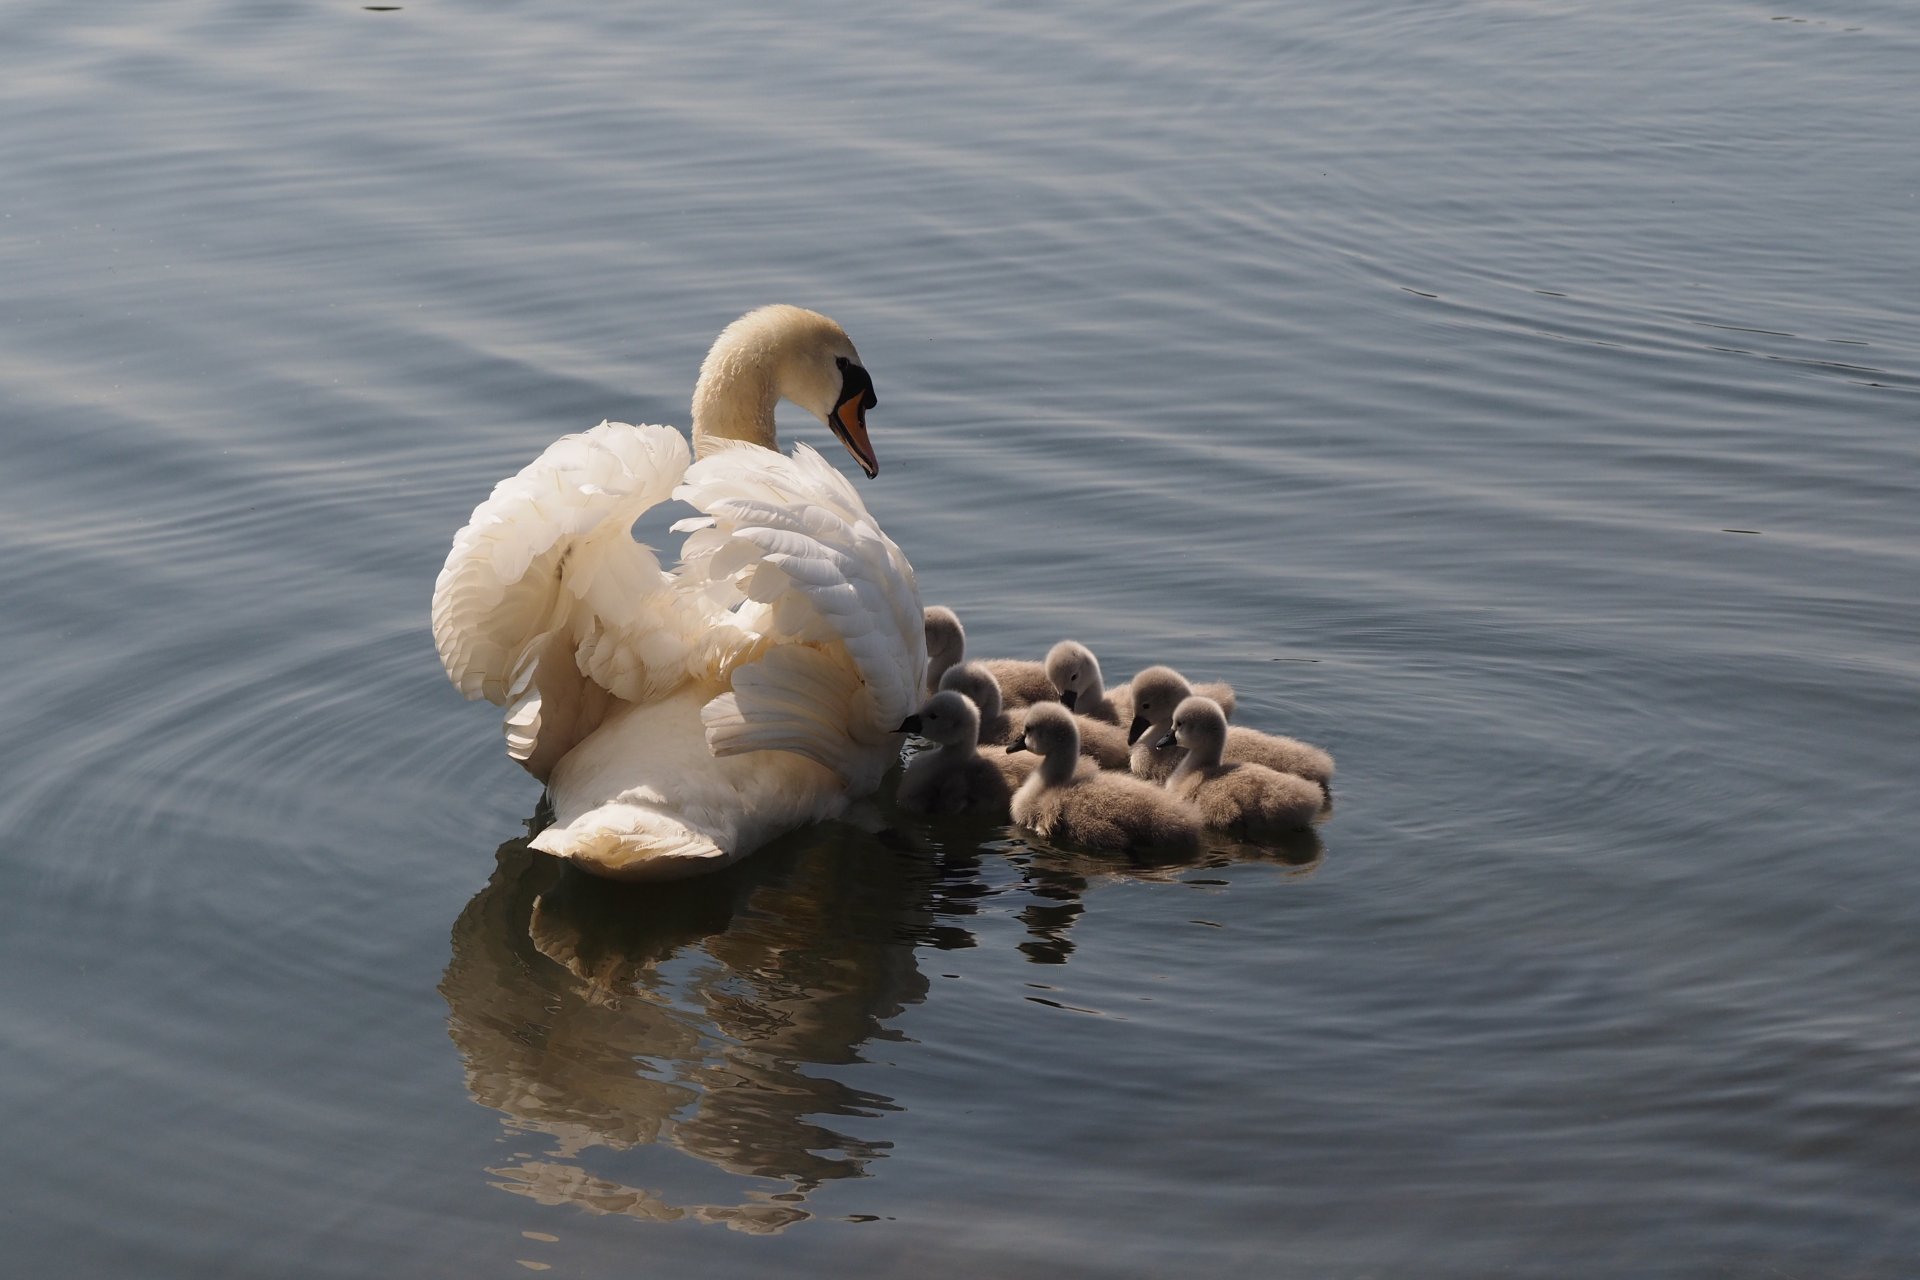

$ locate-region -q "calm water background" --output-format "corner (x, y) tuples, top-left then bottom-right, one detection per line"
(3, 0), (1916, 1275)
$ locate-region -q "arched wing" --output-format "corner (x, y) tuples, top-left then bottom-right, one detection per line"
(430, 421), (706, 779)
(674, 442), (924, 783)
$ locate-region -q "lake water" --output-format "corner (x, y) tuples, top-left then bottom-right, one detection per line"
(3, 0), (1916, 1275)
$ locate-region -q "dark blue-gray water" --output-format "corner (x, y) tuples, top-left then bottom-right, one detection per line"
(3, 1), (1916, 1275)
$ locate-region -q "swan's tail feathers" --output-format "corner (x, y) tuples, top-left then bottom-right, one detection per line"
(528, 803), (731, 882)
(431, 421), (710, 772)
(535, 689), (853, 881)
(675, 443), (925, 783)
(501, 626), (617, 782)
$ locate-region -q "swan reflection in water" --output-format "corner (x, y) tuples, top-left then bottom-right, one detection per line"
(441, 822), (975, 1233)
(441, 814), (1322, 1232)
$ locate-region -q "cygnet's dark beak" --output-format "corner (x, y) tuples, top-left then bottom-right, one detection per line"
(1006, 733), (1028, 754)
(1153, 730), (1177, 750)
(895, 714), (923, 734)
(1127, 715), (1149, 745)
(1058, 689), (1078, 712)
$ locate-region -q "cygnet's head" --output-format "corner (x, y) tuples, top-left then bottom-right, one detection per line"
(1162, 696), (1229, 759)
(924, 606), (966, 667)
(1045, 640), (1104, 712)
(1007, 701), (1080, 759)
(1126, 665), (1195, 744)
(895, 690), (981, 748)
(938, 660), (1003, 721)
(703, 305), (880, 476)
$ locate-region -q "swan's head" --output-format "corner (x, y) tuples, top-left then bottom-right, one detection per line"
(700, 304), (881, 477)
(1045, 640), (1104, 712)
(938, 660), (1003, 722)
(1007, 701), (1079, 760)
(1126, 665), (1194, 744)
(896, 690), (980, 748)
(1161, 696), (1228, 762)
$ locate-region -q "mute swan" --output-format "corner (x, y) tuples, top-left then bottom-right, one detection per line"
(923, 606), (1056, 709)
(893, 691), (1014, 817)
(1126, 666), (1322, 785)
(431, 306), (923, 881)
(1163, 697), (1323, 835)
(1007, 704), (1200, 855)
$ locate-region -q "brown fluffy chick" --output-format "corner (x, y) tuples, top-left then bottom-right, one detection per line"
(1007, 703), (1200, 855)
(894, 691), (1013, 817)
(1128, 667), (1330, 788)
(1048, 642), (1236, 729)
(924, 605), (1056, 708)
(1163, 697), (1323, 837)
(937, 660), (1018, 746)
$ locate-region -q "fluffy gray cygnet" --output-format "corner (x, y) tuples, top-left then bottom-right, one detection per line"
(1048, 641), (1238, 729)
(937, 660), (1018, 745)
(934, 662), (1043, 790)
(924, 605), (1056, 709)
(1044, 640), (1128, 725)
(1128, 666), (1332, 789)
(1163, 697), (1323, 837)
(1029, 703), (1132, 770)
(894, 690), (1013, 817)
(1007, 703), (1200, 855)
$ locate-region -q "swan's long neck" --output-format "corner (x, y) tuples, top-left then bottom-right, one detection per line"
(690, 354), (780, 458)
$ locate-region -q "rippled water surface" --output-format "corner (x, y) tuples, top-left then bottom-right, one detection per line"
(4, 1), (1917, 1275)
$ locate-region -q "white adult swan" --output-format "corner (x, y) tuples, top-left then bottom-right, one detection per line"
(431, 306), (924, 881)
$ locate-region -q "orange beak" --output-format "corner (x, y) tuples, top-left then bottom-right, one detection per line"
(832, 391), (879, 478)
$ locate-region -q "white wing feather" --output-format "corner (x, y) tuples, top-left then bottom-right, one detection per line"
(677, 443), (923, 785)
(430, 421), (701, 779)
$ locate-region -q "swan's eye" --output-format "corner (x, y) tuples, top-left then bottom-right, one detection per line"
(834, 356), (849, 370)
